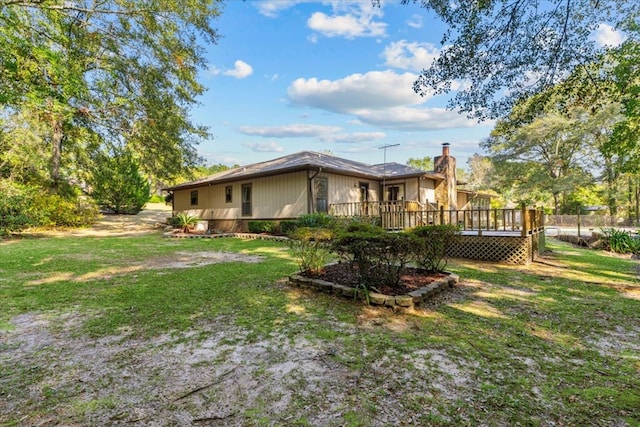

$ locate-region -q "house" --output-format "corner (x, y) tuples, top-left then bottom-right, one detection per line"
(164, 143), (491, 232)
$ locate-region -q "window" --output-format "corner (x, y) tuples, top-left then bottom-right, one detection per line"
(314, 177), (328, 213)
(241, 183), (252, 216)
(190, 190), (198, 206)
(385, 184), (404, 201)
(225, 185), (232, 203)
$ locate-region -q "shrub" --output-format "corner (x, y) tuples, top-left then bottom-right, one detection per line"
(89, 149), (150, 214)
(295, 212), (336, 229)
(410, 225), (460, 272)
(0, 181), (98, 236)
(174, 213), (199, 233)
(288, 227), (334, 275)
(0, 181), (35, 236)
(601, 228), (640, 254)
(248, 220), (278, 234)
(331, 226), (413, 289)
(148, 194), (165, 203)
(279, 220), (297, 235)
(32, 194), (99, 228)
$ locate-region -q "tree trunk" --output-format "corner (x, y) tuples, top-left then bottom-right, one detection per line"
(51, 117), (63, 191)
(552, 192), (560, 215)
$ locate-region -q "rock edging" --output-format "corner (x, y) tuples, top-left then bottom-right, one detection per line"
(163, 231), (288, 241)
(288, 272), (459, 310)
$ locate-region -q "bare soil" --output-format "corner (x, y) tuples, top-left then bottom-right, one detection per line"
(25, 202), (173, 238)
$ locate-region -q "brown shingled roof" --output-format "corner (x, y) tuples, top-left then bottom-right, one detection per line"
(164, 151), (444, 191)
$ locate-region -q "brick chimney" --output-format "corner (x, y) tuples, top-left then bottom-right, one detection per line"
(434, 143), (457, 210)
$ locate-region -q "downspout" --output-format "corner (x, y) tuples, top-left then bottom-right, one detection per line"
(308, 168), (321, 214)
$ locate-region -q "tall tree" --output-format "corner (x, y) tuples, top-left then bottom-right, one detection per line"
(0, 0), (222, 190)
(404, 0), (638, 119)
(484, 101), (622, 213)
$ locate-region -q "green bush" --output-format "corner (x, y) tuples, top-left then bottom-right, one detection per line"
(0, 181), (35, 236)
(602, 228), (640, 254)
(288, 227), (334, 274)
(0, 181), (98, 236)
(410, 225), (460, 272)
(331, 226), (413, 289)
(248, 220), (278, 234)
(89, 149), (150, 214)
(295, 213), (336, 228)
(32, 194), (99, 228)
(148, 194), (165, 203)
(174, 213), (199, 233)
(279, 220), (297, 235)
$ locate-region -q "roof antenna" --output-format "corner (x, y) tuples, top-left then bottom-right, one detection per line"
(378, 143), (399, 199)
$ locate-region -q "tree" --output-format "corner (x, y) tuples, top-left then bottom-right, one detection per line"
(404, 0), (639, 119)
(407, 155), (467, 181)
(407, 156), (433, 171)
(484, 103), (619, 213)
(90, 148), (150, 214)
(0, 0), (222, 190)
(466, 154), (495, 191)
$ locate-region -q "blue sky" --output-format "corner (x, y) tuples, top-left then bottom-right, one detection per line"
(192, 1), (623, 170)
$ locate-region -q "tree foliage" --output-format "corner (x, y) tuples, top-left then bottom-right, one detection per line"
(89, 148), (150, 214)
(0, 0), (222, 190)
(404, 0), (639, 119)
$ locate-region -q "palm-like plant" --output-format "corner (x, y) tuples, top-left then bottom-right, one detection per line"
(174, 213), (199, 233)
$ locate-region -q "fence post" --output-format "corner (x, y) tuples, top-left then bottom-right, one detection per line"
(521, 203), (528, 237)
(439, 205), (444, 225)
(577, 205), (581, 237)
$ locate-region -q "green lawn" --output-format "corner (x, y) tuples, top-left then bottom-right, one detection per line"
(1, 233), (639, 426)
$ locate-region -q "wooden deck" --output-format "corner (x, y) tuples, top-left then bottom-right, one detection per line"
(330, 202), (545, 236)
(329, 203), (545, 263)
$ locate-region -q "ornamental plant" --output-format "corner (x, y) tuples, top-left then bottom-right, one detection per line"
(410, 225), (460, 272)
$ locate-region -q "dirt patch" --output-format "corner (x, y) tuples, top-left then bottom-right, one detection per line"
(0, 310), (465, 426)
(22, 202), (172, 238)
(148, 251), (263, 269)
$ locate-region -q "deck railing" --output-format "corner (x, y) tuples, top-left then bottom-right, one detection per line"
(330, 202), (544, 236)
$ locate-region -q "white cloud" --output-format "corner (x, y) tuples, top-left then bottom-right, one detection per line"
(207, 64), (221, 76)
(285, 70), (487, 131)
(382, 40), (441, 72)
(318, 132), (386, 144)
(593, 23), (625, 47)
(254, 0), (303, 18)
(307, 2), (387, 39)
(407, 14), (423, 29)
(242, 141), (284, 153)
(238, 124), (342, 138)
(287, 70), (426, 113)
(286, 69), (485, 131)
(223, 60), (253, 79)
(354, 106), (481, 131)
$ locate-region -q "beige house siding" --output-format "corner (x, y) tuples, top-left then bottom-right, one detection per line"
(173, 171), (308, 220)
(251, 172), (308, 218)
(323, 173), (379, 204)
(382, 177), (437, 207)
(420, 178), (436, 207)
(458, 192), (470, 210)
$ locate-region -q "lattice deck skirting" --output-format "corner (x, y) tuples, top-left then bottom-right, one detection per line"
(447, 234), (540, 265)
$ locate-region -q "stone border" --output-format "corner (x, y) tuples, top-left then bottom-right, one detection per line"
(288, 271), (459, 310)
(164, 231), (288, 241)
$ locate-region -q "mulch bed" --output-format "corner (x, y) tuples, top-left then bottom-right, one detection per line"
(301, 262), (446, 296)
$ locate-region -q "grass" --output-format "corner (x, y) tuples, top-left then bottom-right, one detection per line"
(1, 234), (639, 425)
